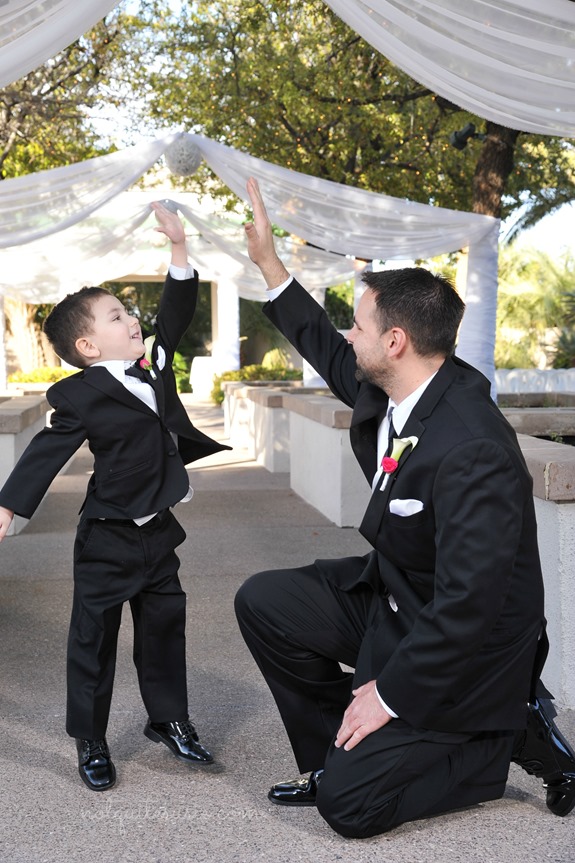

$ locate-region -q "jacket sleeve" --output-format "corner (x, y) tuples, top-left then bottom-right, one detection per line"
(263, 279), (360, 408)
(154, 270), (199, 360)
(0, 387), (87, 519)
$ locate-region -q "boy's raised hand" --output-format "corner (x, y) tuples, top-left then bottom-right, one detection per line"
(244, 178), (290, 289)
(151, 201), (188, 269)
(151, 201), (186, 245)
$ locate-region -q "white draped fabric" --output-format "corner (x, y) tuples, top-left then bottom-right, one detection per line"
(0, 0), (120, 89)
(323, 0), (575, 137)
(0, 191), (359, 303)
(189, 134), (498, 261)
(185, 134), (501, 384)
(0, 132), (500, 382)
(0, 136), (178, 249)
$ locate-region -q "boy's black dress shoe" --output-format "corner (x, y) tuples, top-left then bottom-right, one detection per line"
(144, 719), (214, 764)
(512, 698), (575, 816)
(268, 769), (324, 806)
(76, 738), (116, 791)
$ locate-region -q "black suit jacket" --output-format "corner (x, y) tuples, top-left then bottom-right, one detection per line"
(264, 279), (545, 733)
(0, 272), (229, 521)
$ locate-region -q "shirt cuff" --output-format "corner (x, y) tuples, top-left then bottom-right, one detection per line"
(374, 684), (398, 719)
(266, 275), (294, 301)
(169, 263), (194, 280)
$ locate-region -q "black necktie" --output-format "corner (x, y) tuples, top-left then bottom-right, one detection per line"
(385, 407), (396, 460)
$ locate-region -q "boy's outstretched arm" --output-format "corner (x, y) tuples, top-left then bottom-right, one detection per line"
(244, 177), (290, 290)
(0, 506), (14, 542)
(150, 201), (188, 270)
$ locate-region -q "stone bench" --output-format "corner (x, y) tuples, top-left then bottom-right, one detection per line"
(0, 395), (51, 535)
(226, 386), (575, 709)
(223, 380), (311, 472)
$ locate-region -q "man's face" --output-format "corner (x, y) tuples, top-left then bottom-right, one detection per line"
(347, 289), (392, 389)
(82, 294), (144, 363)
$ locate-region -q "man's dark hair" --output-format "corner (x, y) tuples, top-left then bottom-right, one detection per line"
(362, 267), (465, 357)
(43, 286), (112, 368)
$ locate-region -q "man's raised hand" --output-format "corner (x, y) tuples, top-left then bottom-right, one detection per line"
(245, 178), (290, 289)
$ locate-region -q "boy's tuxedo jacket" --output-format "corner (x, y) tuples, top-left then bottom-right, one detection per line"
(264, 279), (546, 734)
(0, 272), (229, 521)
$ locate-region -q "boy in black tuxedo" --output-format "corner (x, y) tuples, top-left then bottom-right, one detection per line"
(0, 202), (228, 791)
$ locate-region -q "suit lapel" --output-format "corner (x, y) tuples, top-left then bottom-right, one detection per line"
(358, 358), (459, 544)
(82, 366), (157, 415)
(350, 383), (389, 482)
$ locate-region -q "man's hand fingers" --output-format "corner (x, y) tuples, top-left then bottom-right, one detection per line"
(247, 177), (270, 224)
(334, 681), (392, 751)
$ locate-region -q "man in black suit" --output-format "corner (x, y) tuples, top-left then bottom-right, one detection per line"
(0, 202), (229, 791)
(234, 178), (575, 837)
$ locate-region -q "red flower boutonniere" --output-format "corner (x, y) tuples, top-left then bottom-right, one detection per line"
(140, 335), (157, 380)
(382, 436), (419, 474)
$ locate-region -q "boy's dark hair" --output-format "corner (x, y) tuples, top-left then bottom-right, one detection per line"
(43, 286), (112, 368)
(361, 267), (465, 358)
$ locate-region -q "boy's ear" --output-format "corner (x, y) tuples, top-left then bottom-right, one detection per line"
(75, 336), (101, 361)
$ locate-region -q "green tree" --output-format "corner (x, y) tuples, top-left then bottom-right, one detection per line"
(117, 0), (573, 224)
(495, 246), (575, 368)
(0, 10), (134, 177)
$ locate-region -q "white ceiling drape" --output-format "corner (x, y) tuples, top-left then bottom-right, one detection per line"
(1, 1), (572, 390)
(0, 132), (500, 381)
(0, 190), (360, 303)
(0, 132), (498, 259)
(0, 0), (121, 89)
(323, 0), (575, 137)
(189, 134), (498, 261)
(0, 135), (178, 249)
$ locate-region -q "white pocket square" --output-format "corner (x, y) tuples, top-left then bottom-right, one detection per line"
(389, 498), (424, 517)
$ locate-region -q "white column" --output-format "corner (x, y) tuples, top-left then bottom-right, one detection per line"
(456, 221), (500, 397)
(211, 279), (240, 373)
(0, 295), (6, 390)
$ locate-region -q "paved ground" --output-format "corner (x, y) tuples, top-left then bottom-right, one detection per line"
(0, 396), (573, 863)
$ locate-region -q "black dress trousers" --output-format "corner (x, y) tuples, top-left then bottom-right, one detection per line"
(235, 562), (514, 838)
(66, 510), (188, 739)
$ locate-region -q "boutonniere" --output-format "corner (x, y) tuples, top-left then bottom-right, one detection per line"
(382, 436), (419, 475)
(139, 335), (157, 380)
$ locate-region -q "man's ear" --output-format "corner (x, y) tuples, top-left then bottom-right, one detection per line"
(387, 327), (408, 358)
(75, 336), (101, 361)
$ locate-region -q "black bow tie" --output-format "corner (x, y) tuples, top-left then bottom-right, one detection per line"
(125, 363), (148, 382)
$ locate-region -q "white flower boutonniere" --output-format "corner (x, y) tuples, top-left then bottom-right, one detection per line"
(381, 436), (419, 475)
(138, 335), (157, 380)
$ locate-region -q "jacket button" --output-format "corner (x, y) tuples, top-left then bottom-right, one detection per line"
(167, 449), (177, 456)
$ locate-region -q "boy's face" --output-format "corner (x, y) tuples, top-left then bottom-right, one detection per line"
(79, 294), (144, 364)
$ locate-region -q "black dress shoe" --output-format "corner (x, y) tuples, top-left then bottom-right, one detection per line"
(144, 719), (214, 764)
(512, 698), (575, 816)
(268, 769), (324, 806)
(76, 738), (116, 791)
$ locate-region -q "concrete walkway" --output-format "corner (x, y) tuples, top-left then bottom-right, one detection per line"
(0, 396), (573, 863)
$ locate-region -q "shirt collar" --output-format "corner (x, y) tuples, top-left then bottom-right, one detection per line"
(90, 359), (132, 384)
(390, 370), (438, 435)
